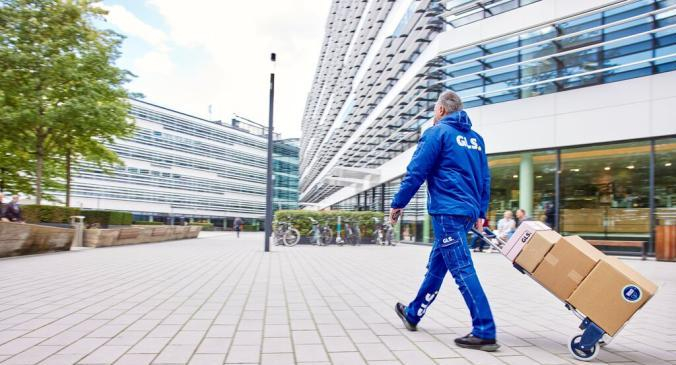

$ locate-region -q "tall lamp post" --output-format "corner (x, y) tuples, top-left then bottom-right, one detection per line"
(264, 52), (276, 252)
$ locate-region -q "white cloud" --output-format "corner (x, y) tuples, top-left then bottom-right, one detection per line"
(114, 0), (331, 138)
(133, 51), (175, 76)
(101, 4), (170, 52)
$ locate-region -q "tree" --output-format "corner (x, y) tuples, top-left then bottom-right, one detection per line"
(0, 0), (135, 204)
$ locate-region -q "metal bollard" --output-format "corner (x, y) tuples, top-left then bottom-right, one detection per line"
(70, 215), (86, 248)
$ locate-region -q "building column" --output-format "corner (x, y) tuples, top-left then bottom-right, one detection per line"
(423, 214), (431, 244)
(519, 153), (534, 216)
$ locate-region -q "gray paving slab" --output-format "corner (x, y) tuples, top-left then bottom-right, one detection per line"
(0, 232), (673, 364)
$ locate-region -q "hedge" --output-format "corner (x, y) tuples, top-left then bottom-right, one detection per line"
(133, 221), (165, 226)
(189, 222), (214, 231)
(81, 210), (133, 228)
(274, 210), (384, 238)
(22, 205), (81, 224)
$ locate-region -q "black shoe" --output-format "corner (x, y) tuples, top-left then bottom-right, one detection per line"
(454, 334), (500, 352)
(395, 303), (417, 331)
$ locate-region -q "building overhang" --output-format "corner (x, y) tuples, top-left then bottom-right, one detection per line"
(322, 176), (364, 188)
(329, 166), (381, 180)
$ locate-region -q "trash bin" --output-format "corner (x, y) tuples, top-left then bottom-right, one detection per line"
(655, 217), (676, 261)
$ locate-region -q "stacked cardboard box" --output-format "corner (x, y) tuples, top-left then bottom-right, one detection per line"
(499, 222), (657, 337)
(532, 235), (605, 300)
(568, 257), (657, 336)
(501, 221), (551, 261)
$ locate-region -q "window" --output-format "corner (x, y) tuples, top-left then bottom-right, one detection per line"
(560, 142), (651, 240)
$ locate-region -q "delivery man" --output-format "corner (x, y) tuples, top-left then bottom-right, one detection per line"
(390, 91), (498, 351)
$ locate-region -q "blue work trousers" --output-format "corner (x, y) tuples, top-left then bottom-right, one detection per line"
(405, 215), (496, 339)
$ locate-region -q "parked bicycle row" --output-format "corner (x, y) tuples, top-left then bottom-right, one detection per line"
(272, 216), (395, 247)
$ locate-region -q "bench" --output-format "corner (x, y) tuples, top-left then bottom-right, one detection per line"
(588, 240), (647, 260)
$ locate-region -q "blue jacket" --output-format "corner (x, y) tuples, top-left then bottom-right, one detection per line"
(391, 110), (490, 219)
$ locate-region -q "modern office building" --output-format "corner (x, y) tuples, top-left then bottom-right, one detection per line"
(273, 138), (300, 211)
(65, 98), (297, 229)
(300, 0), (676, 253)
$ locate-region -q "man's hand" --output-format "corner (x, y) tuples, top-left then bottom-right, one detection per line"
(390, 208), (403, 225)
(475, 218), (484, 231)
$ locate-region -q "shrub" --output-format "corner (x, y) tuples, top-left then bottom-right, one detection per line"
(242, 224), (261, 232)
(133, 221), (165, 226)
(81, 210), (133, 228)
(274, 210), (384, 237)
(189, 222), (214, 231)
(22, 205), (81, 224)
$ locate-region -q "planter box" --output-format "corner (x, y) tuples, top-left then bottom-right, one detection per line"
(84, 225), (203, 248)
(0, 222), (73, 258)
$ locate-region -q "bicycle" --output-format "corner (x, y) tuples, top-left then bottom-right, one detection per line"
(309, 217), (333, 246)
(335, 216), (344, 246)
(373, 217), (395, 246)
(345, 220), (361, 246)
(272, 218), (300, 247)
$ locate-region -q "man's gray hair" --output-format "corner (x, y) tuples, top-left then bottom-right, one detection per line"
(437, 91), (463, 113)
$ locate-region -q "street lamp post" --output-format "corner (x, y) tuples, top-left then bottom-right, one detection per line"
(264, 52), (276, 252)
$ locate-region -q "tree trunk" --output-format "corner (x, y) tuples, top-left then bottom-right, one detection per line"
(65, 148), (71, 207)
(35, 133), (44, 205)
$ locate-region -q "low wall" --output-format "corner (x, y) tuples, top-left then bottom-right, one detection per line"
(83, 225), (201, 248)
(0, 222), (74, 258)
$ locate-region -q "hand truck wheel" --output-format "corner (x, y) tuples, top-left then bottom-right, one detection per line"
(568, 334), (600, 362)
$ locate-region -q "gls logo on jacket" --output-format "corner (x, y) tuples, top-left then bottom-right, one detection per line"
(390, 110), (491, 219)
(456, 135), (482, 151)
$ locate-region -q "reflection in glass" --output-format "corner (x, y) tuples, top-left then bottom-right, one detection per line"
(560, 142), (651, 240)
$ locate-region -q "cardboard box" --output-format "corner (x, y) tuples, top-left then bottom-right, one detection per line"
(532, 235), (604, 301)
(514, 230), (561, 273)
(501, 221), (551, 261)
(568, 257), (657, 336)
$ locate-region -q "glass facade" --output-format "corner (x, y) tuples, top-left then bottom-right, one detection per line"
(273, 138), (300, 211)
(326, 0), (676, 175)
(331, 137), (676, 254)
(66, 99), (272, 229)
(434, 0), (676, 110)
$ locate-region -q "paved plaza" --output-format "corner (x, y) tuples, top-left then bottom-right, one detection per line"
(0, 233), (674, 365)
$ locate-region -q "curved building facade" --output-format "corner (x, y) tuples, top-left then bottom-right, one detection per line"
(300, 0), (676, 252)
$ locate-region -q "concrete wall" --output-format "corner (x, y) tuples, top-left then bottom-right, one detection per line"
(0, 222), (73, 258)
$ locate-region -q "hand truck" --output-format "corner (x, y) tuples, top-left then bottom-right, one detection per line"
(470, 227), (612, 361)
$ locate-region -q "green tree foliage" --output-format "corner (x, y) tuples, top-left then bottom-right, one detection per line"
(0, 0), (135, 204)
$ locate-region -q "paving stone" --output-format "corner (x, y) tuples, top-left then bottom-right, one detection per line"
(187, 353), (226, 365)
(323, 336), (357, 352)
(0, 233), (672, 365)
(114, 353), (155, 365)
(262, 337), (292, 353)
(330, 351), (367, 365)
(195, 337), (230, 354)
(294, 344), (329, 362)
(78, 345), (129, 364)
(38, 354), (84, 365)
(260, 352), (295, 365)
(2, 345), (61, 365)
(224, 345), (260, 363)
(152, 344), (197, 364)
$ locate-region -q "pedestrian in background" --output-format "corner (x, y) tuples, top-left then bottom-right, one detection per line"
(234, 217), (243, 238)
(515, 208), (532, 227)
(0, 193), (7, 222)
(470, 218), (490, 252)
(496, 210), (516, 241)
(5, 195), (23, 223)
(390, 91), (499, 352)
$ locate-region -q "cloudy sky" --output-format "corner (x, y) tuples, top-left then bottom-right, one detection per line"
(99, 0), (332, 138)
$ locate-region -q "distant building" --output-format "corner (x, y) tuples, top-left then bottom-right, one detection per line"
(300, 0), (676, 252)
(65, 98), (290, 230)
(273, 138), (300, 211)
